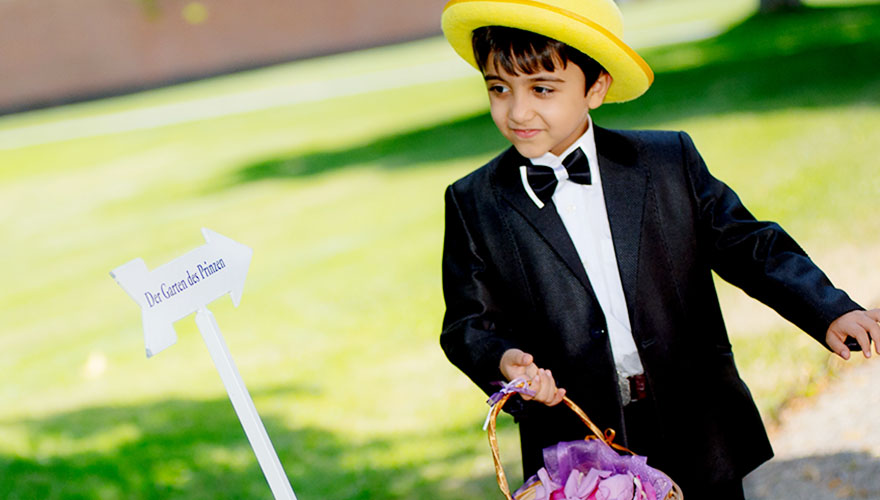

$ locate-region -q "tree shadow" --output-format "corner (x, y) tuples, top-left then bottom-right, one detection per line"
(600, 3), (880, 128)
(0, 388), (509, 500)
(229, 3), (880, 184)
(744, 452), (880, 499)
(235, 112), (508, 183)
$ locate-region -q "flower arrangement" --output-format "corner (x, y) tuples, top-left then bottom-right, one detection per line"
(515, 439), (671, 500)
(485, 379), (682, 500)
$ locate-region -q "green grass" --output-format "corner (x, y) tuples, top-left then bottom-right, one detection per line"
(2, 2), (880, 499)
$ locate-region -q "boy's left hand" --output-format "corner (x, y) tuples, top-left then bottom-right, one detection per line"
(825, 309), (880, 360)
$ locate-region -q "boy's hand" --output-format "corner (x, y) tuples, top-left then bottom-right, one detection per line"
(825, 309), (880, 360)
(499, 348), (566, 406)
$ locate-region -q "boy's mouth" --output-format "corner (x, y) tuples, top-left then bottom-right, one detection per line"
(512, 128), (540, 139)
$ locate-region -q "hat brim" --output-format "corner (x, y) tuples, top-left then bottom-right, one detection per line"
(442, 0), (653, 103)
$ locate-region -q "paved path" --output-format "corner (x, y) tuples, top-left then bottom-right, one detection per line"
(0, 58), (474, 151)
(744, 358), (880, 500)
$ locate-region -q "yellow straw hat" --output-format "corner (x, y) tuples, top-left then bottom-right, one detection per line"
(441, 0), (653, 102)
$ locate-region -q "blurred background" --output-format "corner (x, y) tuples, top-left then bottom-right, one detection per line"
(1, 0), (878, 498)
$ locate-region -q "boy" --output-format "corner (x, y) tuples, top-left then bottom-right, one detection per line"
(437, 0), (880, 497)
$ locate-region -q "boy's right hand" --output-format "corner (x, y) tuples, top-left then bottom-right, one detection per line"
(500, 348), (566, 406)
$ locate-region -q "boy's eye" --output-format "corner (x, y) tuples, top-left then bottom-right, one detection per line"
(488, 84), (509, 94)
(533, 86), (554, 95)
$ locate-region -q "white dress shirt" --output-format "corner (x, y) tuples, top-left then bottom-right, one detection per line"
(527, 122), (645, 378)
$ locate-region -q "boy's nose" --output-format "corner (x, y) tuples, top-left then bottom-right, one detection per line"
(509, 94), (534, 124)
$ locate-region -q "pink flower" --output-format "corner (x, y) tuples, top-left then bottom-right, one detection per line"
(533, 466), (658, 500)
(549, 488), (567, 500)
(588, 472), (634, 500)
(565, 469), (604, 499)
(633, 475), (658, 500)
(534, 468), (561, 500)
(543, 469), (612, 500)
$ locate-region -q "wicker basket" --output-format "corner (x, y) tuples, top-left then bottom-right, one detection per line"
(486, 392), (684, 500)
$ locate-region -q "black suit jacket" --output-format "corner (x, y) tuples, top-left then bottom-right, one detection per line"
(440, 127), (861, 490)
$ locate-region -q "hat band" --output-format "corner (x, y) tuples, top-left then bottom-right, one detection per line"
(444, 0), (653, 83)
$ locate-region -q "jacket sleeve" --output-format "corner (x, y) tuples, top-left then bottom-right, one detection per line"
(680, 132), (862, 344)
(440, 184), (519, 397)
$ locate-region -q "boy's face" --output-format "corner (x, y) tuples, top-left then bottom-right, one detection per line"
(484, 56), (611, 158)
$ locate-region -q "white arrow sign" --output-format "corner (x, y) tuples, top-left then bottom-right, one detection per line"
(110, 227), (251, 358)
(111, 228), (296, 500)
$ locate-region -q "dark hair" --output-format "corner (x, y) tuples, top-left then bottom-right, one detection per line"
(472, 26), (605, 94)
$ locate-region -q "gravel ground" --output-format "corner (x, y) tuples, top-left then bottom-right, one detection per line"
(744, 358), (880, 500)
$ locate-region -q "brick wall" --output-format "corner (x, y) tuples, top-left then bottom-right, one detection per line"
(0, 0), (446, 114)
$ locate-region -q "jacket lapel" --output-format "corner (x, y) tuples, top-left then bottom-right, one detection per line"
(595, 127), (647, 317)
(493, 147), (595, 297)
(491, 129), (649, 319)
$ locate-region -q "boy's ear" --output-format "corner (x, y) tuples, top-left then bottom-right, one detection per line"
(587, 72), (613, 110)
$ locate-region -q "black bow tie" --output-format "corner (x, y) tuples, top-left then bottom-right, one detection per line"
(525, 147), (592, 205)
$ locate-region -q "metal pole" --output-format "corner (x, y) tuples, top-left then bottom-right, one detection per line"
(195, 307), (297, 500)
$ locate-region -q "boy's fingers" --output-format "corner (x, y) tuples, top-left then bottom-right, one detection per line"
(525, 372), (543, 401)
(826, 332), (851, 360)
(499, 349), (516, 369)
(546, 388), (566, 407)
(519, 352), (540, 379)
(850, 329), (872, 358)
(865, 318), (880, 356)
(533, 369), (560, 405)
(853, 314), (879, 358)
(519, 367), (566, 406)
(866, 309), (880, 354)
(532, 370), (548, 399)
(824, 309), (880, 360)
(500, 349), (537, 380)
(504, 348), (524, 364)
(523, 372), (546, 401)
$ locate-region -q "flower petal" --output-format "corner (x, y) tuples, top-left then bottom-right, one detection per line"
(535, 468), (560, 500)
(594, 473), (634, 500)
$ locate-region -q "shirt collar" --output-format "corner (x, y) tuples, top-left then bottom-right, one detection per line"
(527, 118), (598, 183)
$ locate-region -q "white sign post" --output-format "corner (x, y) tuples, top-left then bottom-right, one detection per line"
(111, 228), (297, 500)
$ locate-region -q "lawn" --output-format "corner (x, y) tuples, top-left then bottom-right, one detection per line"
(1, 1), (879, 499)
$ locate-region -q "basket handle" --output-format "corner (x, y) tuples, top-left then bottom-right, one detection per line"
(488, 392), (622, 500)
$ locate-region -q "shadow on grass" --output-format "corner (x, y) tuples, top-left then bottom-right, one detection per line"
(6, 391), (877, 500)
(236, 112), (509, 182)
(601, 3), (880, 128)
(0, 390), (508, 500)
(231, 4), (880, 183)
(744, 452), (880, 499)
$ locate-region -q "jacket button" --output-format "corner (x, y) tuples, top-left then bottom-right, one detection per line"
(591, 328), (606, 340)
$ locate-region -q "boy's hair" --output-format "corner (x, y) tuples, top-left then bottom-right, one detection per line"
(472, 26), (605, 93)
